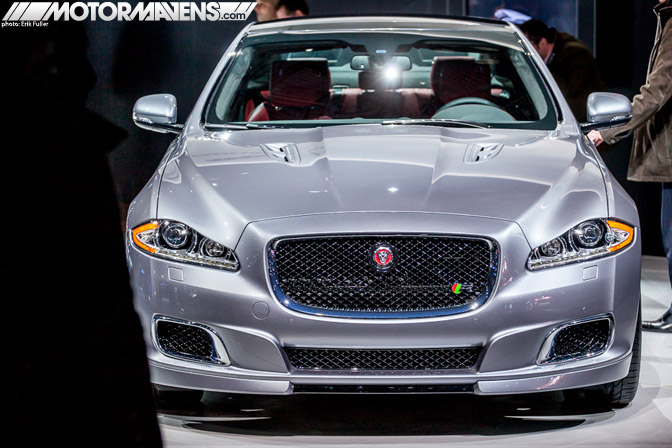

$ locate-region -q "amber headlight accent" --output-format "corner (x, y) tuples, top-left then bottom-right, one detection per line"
(130, 220), (239, 271)
(132, 221), (159, 254)
(606, 220), (634, 252)
(527, 219), (634, 270)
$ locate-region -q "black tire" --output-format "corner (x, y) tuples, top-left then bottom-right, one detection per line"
(153, 386), (204, 407)
(601, 305), (642, 407)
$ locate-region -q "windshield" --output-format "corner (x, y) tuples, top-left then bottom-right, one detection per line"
(204, 31), (557, 129)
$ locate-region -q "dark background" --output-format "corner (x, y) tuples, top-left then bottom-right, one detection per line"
(79, 0), (663, 255)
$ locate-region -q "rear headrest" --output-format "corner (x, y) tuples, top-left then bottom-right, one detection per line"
(358, 70), (402, 90)
(270, 58), (331, 107)
(430, 56), (491, 104)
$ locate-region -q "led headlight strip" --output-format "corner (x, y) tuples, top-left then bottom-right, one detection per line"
(527, 219), (634, 270)
(131, 220), (239, 271)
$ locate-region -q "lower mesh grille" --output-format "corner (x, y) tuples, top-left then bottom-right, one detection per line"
(293, 384), (474, 393)
(548, 319), (611, 362)
(285, 347), (482, 371)
(156, 320), (215, 361)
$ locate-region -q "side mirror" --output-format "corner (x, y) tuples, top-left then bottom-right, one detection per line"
(133, 94), (183, 134)
(580, 92), (632, 133)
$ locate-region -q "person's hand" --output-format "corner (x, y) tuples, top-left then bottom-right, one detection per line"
(587, 130), (604, 146)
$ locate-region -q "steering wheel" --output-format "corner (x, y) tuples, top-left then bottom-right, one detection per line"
(432, 97), (515, 122)
(436, 97), (500, 113)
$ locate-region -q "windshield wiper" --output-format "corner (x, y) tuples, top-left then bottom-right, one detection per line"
(205, 122), (287, 130)
(381, 119), (490, 129)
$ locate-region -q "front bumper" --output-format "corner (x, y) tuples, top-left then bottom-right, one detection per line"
(128, 212), (641, 395)
(146, 352), (631, 395)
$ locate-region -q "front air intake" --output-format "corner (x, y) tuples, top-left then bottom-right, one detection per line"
(154, 318), (229, 364)
(539, 317), (612, 364)
(285, 347), (482, 371)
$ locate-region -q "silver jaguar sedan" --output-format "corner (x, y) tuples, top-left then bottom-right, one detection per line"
(127, 15), (641, 407)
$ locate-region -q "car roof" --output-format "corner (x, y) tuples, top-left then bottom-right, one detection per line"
(247, 15), (522, 47)
(249, 14), (508, 30)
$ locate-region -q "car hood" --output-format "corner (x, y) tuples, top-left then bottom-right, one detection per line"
(158, 125), (607, 249)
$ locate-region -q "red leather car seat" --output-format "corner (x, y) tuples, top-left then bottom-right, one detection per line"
(248, 58), (331, 121)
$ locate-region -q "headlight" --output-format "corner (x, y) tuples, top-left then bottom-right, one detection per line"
(527, 219), (634, 270)
(131, 220), (239, 271)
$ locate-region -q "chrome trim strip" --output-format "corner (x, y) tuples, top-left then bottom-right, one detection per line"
(580, 115), (632, 132)
(537, 314), (614, 365)
(267, 233), (500, 319)
(152, 315), (231, 366)
(249, 27), (506, 36)
(133, 121), (184, 135)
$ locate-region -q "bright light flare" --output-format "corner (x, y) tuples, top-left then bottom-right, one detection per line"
(384, 67), (400, 80)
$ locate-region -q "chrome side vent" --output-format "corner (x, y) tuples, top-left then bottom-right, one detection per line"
(464, 143), (504, 164)
(261, 143), (301, 164)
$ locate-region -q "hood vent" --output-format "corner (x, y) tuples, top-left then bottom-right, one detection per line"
(261, 143), (301, 164)
(464, 143), (504, 164)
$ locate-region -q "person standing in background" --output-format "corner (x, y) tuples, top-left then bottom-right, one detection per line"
(589, 0), (672, 333)
(255, 0), (279, 21)
(519, 18), (604, 122)
(276, 0), (310, 19)
(3, 21), (163, 446)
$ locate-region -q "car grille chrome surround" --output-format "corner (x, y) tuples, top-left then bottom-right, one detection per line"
(538, 315), (613, 364)
(268, 234), (499, 318)
(153, 316), (230, 365)
(285, 347), (483, 371)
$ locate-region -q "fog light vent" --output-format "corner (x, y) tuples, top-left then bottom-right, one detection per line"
(154, 318), (229, 364)
(540, 317), (611, 364)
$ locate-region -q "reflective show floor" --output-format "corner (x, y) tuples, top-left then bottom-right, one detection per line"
(158, 255), (672, 447)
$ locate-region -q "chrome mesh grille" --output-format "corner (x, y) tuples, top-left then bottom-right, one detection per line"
(155, 320), (215, 361)
(549, 319), (611, 362)
(269, 235), (497, 317)
(285, 347), (482, 371)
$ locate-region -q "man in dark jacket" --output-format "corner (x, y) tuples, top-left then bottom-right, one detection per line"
(590, 0), (672, 333)
(3, 22), (163, 445)
(520, 19), (604, 122)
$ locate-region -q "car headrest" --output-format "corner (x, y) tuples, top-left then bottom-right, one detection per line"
(358, 70), (402, 90)
(430, 56), (491, 104)
(270, 58), (331, 107)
